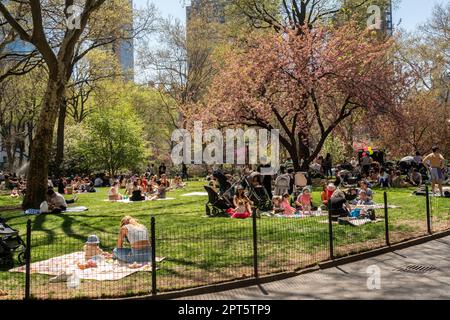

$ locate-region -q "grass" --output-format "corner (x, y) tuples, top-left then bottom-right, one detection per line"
(0, 180), (449, 299)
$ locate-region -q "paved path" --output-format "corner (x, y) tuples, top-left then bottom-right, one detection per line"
(179, 236), (450, 300)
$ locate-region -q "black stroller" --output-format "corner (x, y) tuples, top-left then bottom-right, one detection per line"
(204, 186), (233, 217)
(0, 217), (26, 268)
(241, 174), (273, 213)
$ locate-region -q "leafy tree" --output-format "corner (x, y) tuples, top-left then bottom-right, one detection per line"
(77, 85), (149, 176)
(187, 23), (406, 171)
(0, 0), (156, 208)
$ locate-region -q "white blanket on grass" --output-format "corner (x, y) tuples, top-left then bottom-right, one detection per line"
(104, 198), (175, 203)
(181, 192), (208, 197)
(9, 251), (165, 281)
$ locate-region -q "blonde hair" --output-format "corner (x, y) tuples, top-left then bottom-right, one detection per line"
(120, 216), (144, 228)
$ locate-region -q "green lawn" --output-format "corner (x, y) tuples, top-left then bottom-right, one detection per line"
(0, 181), (449, 299)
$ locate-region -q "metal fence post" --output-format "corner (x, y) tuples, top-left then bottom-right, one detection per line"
(426, 186), (432, 234)
(24, 219), (32, 300)
(384, 192), (390, 246)
(151, 216), (157, 296)
(252, 208), (258, 279)
(327, 200), (334, 260)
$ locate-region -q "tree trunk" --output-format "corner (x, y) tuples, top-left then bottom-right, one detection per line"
(22, 77), (66, 209)
(54, 99), (67, 176)
(5, 138), (14, 174)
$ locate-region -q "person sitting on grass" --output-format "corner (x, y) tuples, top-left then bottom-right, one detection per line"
(147, 175), (158, 194)
(156, 180), (168, 200)
(46, 188), (77, 213)
(281, 193), (296, 216)
(140, 175), (148, 193)
(295, 187), (312, 216)
(173, 174), (186, 189)
(10, 187), (20, 198)
(159, 174), (172, 191)
(228, 186), (253, 219)
(272, 196), (284, 215)
(358, 181), (373, 200)
(130, 181), (145, 202)
(108, 181), (123, 201)
(355, 189), (374, 206)
(390, 171), (409, 188)
(378, 168), (390, 188)
(113, 216), (151, 264)
(407, 168), (423, 187)
(83, 235), (112, 262)
(321, 183), (336, 209)
(329, 188), (352, 219)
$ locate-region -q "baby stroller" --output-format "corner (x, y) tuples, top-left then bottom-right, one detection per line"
(212, 170), (232, 195)
(204, 186), (233, 217)
(242, 174), (273, 213)
(0, 217), (26, 268)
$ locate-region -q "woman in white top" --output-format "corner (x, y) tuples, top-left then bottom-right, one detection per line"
(113, 216), (151, 263)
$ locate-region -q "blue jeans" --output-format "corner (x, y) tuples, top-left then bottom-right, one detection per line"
(113, 247), (152, 263)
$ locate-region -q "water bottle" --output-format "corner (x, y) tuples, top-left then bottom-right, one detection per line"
(67, 270), (81, 289)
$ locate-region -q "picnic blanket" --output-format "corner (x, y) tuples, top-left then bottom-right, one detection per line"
(351, 204), (400, 210)
(272, 212), (329, 218)
(9, 251), (165, 281)
(105, 198), (175, 203)
(181, 192), (208, 197)
(24, 206), (89, 215)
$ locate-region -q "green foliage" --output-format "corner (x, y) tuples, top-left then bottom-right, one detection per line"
(129, 86), (178, 163)
(322, 135), (348, 164)
(77, 83), (149, 176)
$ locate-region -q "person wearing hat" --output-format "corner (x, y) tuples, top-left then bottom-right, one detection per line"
(423, 146), (446, 196)
(83, 235), (104, 261)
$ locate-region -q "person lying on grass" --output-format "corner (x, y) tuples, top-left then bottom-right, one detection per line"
(113, 216), (151, 264)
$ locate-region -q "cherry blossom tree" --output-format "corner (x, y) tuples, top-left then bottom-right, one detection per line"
(188, 23), (406, 171)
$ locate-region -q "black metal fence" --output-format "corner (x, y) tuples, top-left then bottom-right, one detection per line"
(0, 188), (449, 300)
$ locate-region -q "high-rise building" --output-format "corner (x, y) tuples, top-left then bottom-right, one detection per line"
(186, 0), (226, 24)
(112, 0), (135, 82)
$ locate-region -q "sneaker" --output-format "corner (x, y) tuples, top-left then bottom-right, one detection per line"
(73, 196), (79, 202)
(49, 272), (71, 283)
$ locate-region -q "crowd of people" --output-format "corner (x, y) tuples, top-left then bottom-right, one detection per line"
(107, 172), (186, 202)
(0, 162), (188, 201)
(206, 146), (449, 220)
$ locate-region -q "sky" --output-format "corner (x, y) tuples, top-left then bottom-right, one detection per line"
(134, 0), (447, 32)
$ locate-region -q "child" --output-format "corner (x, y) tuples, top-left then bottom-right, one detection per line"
(296, 187), (312, 216)
(272, 196), (284, 215)
(281, 193), (296, 216)
(83, 235), (109, 262)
